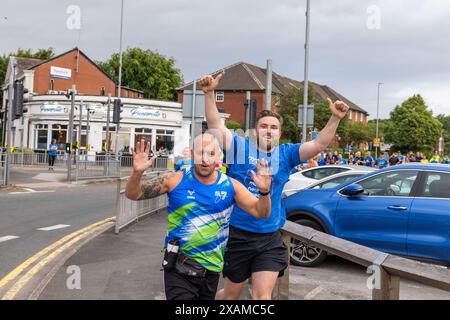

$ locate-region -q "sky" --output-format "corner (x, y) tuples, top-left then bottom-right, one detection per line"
(1, 0), (449, 119)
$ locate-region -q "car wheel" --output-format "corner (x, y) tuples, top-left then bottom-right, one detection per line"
(289, 219), (328, 267)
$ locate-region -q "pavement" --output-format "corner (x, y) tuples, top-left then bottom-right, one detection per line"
(38, 209), (450, 300)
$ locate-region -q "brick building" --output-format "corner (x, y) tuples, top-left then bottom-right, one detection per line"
(1, 48), (189, 156)
(177, 61), (369, 128)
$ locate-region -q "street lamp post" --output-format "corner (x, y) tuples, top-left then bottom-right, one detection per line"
(375, 82), (383, 158)
(301, 0), (311, 143)
(115, 0), (124, 157)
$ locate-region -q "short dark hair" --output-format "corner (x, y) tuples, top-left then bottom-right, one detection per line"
(256, 110), (282, 124)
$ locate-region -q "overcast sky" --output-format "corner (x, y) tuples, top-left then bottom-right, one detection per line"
(1, 0), (449, 119)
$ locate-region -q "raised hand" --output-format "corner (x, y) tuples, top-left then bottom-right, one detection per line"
(327, 98), (349, 120)
(199, 73), (223, 94)
(250, 159), (273, 194)
(132, 139), (156, 174)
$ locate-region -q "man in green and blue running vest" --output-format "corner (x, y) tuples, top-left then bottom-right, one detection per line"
(125, 134), (273, 300)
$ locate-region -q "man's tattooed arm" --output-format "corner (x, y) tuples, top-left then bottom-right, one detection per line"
(137, 173), (169, 200)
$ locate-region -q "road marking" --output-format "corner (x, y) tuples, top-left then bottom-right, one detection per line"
(0, 217), (114, 293)
(8, 190), (56, 195)
(0, 236), (20, 243)
(37, 224), (70, 231)
(2, 221), (114, 300)
(304, 285), (324, 300)
(0, 217), (115, 300)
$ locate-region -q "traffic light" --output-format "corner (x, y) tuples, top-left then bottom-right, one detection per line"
(13, 81), (29, 119)
(112, 98), (123, 124)
(66, 143), (72, 154)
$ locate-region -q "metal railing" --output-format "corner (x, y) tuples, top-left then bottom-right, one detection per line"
(115, 171), (169, 234)
(75, 158), (121, 180)
(2, 152), (170, 181)
(278, 220), (450, 300)
(9, 152), (68, 168)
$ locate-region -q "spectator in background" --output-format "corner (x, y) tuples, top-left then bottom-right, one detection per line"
(338, 153), (348, 165)
(415, 152), (422, 162)
(389, 153), (400, 166)
(353, 151), (364, 166)
(174, 147), (193, 172)
(332, 151), (339, 164)
(348, 154), (354, 165)
(443, 152), (450, 164)
(318, 154), (327, 166)
(430, 152), (441, 164)
(407, 152), (416, 163)
(364, 152), (374, 167)
(48, 139), (58, 171)
(420, 153), (429, 164)
(307, 155), (319, 168)
(375, 153), (388, 169)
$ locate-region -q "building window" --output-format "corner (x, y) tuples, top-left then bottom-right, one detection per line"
(50, 79), (55, 91)
(37, 125), (48, 150)
(215, 91), (224, 103)
(348, 110), (352, 120)
(101, 87), (105, 96)
(156, 129), (174, 156)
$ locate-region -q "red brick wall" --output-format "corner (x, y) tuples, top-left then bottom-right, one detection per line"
(33, 50), (138, 98)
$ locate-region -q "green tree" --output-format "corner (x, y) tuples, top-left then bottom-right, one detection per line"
(436, 114), (450, 153)
(97, 48), (183, 101)
(0, 48), (54, 102)
(278, 86), (349, 144)
(225, 120), (242, 130)
(385, 95), (442, 153)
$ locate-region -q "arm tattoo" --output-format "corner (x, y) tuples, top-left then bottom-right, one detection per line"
(137, 173), (170, 200)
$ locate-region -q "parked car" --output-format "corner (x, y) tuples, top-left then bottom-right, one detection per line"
(282, 163), (450, 267)
(283, 165), (373, 196)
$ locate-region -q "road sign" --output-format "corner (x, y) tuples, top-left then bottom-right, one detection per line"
(373, 138), (380, 147)
(298, 104), (314, 128)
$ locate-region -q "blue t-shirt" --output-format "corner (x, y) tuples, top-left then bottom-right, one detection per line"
(375, 158), (388, 169)
(339, 159), (348, 165)
(174, 159), (193, 172)
(364, 156), (374, 167)
(48, 144), (58, 156)
(225, 133), (301, 233)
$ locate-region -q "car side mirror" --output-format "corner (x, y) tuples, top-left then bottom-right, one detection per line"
(341, 184), (364, 196)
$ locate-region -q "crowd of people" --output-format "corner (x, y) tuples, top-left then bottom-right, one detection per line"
(300, 150), (450, 170)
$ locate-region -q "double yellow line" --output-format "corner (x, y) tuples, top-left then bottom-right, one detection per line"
(0, 217), (115, 300)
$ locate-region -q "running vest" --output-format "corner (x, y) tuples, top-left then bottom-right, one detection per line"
(166, 169), (235, 272)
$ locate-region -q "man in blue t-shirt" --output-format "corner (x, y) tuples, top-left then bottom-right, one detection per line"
(364, 152), (374, 167)
(200, 74), (349, 300)
(375, 154), (388, 169)
(174, 147), (193, 172)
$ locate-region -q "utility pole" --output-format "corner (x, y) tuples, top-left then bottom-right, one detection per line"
(78, 100), (83, 158)
(265, 59), (272, 111)
(67, 84), (76, 182)
(301, 0), (311, 143)
(105, 94), (111, 153)
(190, 79), (197, 145)
(245, 91), (251, 132)
(115, 0), (124, 157)
(86, 103), (90, 153)
(4, 61), (17, 185)
(375, 82), (383, 158)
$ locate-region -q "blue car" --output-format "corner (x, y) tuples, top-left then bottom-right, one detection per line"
(282, 163), (450, 267)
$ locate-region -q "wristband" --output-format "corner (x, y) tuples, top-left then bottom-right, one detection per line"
(259, 190), (270, 196)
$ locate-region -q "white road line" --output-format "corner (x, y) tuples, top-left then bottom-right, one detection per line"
(0, 236), (20, 243)
(304, 285), (324, 300)
(9, 190), (56, 195)
(37, 224), (70, 231)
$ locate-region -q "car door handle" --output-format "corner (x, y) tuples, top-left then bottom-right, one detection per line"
(387, 205), (408, 211)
